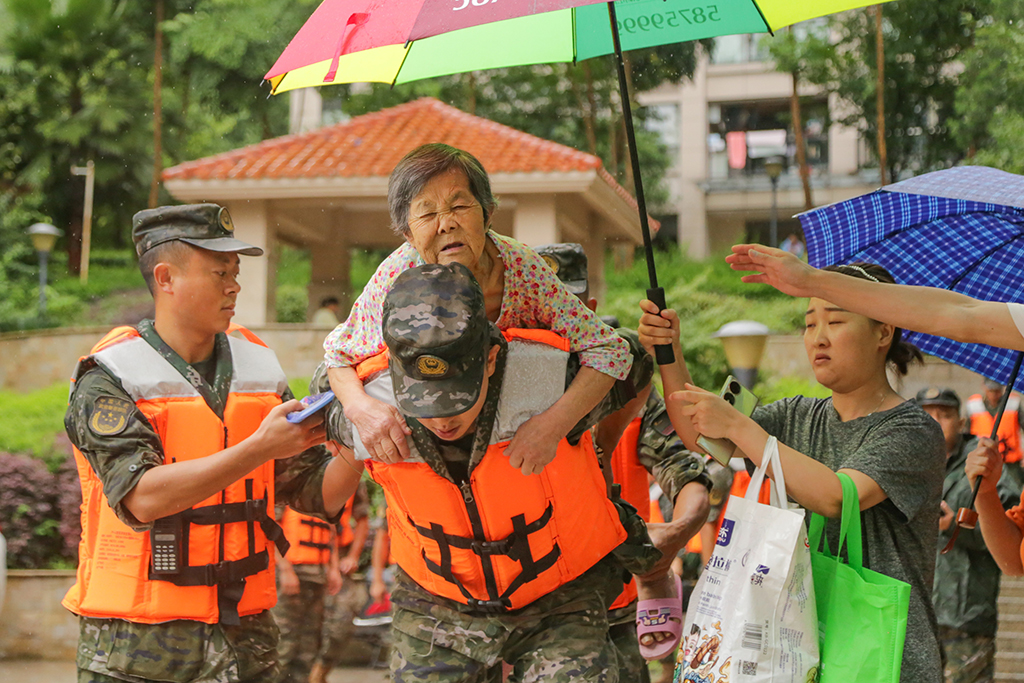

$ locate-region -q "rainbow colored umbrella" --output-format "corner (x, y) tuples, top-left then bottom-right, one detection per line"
(266, 0), (894, 363)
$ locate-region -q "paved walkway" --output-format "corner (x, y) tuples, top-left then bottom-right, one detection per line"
(0, 660), (390, 683)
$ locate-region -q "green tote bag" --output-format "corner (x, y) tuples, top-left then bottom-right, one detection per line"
(808, 473), (911, 683)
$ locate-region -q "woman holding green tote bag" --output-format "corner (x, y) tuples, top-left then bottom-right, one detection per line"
(639, 262), (946, 682)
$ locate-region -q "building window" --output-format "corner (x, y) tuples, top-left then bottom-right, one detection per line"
(707, 99), (829, 179)
(643, 103), (681, 161)
(710, 34), (770, 65)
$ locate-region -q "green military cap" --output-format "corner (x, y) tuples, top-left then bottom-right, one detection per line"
(382, 263), (492, 419)
(535, 243), (588, 295)
(132, 203), (263, 257)
(915, 386), (961, 411)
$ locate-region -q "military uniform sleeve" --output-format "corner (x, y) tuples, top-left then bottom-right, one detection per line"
(273, 386), (338, 521)
(350, 480), (371, 520)
(64, 365), (165, 532)
(636, 391), (712, 503)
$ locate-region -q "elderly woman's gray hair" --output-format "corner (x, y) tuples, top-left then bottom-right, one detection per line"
(388, 143), (498, 235)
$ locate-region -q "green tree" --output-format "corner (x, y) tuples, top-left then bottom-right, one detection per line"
(952, 0), (1024, 173)
(771, 1), (991, 181)
(0, 0), (155, 267)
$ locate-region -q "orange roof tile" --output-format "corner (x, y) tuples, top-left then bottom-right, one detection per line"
(164, 98), (608, 182)
(164, 97), (658, 231)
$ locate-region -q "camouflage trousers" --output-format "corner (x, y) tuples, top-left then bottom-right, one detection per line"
(315, 574), (369, 669)
(389, 560), (624, 683)
(76, 614), (280, 683)
(272, 575), (327, 683)
(608, 605), (651, 683)
(940, 628), (995, 683)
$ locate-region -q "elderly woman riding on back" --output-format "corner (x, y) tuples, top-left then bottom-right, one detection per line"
(324, 143), (631, 476)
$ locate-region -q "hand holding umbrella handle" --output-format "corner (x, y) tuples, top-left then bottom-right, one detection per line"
(943, 350), (1024, 554)
(646, 287), (675, 365)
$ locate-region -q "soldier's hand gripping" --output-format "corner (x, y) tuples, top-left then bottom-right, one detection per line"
(965, 437), (1003, 493)
(250, 400), (327, 460)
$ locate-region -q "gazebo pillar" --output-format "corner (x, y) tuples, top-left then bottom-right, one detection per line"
(309, 212), (352, 320)
(225, 200), (277, 326)
(512, 195), (557, 246)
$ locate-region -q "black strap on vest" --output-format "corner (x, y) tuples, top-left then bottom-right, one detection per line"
(411, 503), (562, 614)
(149, 485), (289, 626)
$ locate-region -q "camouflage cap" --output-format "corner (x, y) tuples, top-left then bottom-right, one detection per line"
(382, 263), (491, 419)
(535, 243), (588, 295)
(132, 203), (263, 257)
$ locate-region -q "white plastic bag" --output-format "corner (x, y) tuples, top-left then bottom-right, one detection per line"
(676, 437), (819, 683)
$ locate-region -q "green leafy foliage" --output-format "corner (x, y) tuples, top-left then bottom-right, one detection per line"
(597, 248), (805, 391)
(768, 1), (992, 179)
(951, 0), (1024, 171)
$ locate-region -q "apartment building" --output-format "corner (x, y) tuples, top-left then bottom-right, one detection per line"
(640, 33), (881, 258)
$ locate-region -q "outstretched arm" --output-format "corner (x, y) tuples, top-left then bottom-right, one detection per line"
(726, 245), (1024, 350)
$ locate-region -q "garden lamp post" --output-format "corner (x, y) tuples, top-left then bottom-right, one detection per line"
(765, 156), (784, 248)
(27, 222), (62, 317)
(712, 320), (770, 389)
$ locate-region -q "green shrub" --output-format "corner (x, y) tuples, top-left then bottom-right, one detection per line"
(0, 383), (71, 458)
(276, 284), (308, 323)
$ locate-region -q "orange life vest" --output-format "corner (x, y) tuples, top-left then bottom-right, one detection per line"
(62, 325), (290, 625)
(282, 507), (332, 566)
(360, 329), (627, 612)
(609, 416), (650, 610)
(967, 394), (1023, 464)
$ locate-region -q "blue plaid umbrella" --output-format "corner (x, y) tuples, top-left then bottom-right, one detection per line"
(798, 165), (1024, 391)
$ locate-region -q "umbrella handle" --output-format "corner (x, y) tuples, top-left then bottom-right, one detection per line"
(647, 287), (675, 365)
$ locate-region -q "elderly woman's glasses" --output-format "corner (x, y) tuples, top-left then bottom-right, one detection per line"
(410, 202), (481, 229)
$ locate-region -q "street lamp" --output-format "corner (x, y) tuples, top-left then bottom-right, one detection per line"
(27, 222), (63, 317)
(712, 320), (770, 389)
(764, 155), (784, 248)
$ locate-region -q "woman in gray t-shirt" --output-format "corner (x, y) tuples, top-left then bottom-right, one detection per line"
(639, 262), (946, 682)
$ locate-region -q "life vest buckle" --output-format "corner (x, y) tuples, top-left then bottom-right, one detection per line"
(466, 598), (511, 614)
(470, 538), (513, 555)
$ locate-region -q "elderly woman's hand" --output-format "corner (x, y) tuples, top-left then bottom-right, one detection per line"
(344, 394), (412, 464)
(505, 412), (562, 476)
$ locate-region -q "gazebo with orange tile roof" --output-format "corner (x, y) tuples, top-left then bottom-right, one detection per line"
(163, 98), (649, 325)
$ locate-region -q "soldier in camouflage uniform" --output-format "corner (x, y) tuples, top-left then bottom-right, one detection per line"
(316, 262), (668, 682)
(536, 244), (711, 682)
(308, 480), (371, 683)
(65, 204), (363, 683)
(272, 504), (341, 683)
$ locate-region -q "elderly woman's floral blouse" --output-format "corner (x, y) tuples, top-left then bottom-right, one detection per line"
(324, 232), (630, 380)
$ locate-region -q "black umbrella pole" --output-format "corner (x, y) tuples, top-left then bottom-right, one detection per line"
(606, 2), (673, 365)
(963, 351), (1024, 521)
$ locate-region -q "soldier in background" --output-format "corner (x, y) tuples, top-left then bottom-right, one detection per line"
(273, 506), (341, 683)
(966, 379), (1024, 486)
(308, 480), (371, 683)
(535, 243), (710, 679)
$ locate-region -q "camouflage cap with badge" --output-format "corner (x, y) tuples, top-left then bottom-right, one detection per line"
(132, 203), (263, 257)
(382, 263), (493, 419)
(535, 243), (588, 295)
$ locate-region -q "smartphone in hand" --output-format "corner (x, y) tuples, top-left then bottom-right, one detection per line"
(696, 376), (759, 466)
(286, 391), (335, 424)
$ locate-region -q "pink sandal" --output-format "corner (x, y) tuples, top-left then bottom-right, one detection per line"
(635, 573), (683, 661)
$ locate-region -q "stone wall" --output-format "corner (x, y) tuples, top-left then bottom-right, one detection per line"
(0, 324), (338, 393)
(0, 570), (78, 660)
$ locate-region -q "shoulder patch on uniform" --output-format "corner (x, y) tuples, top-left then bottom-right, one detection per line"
(89, 396), (132, 436)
